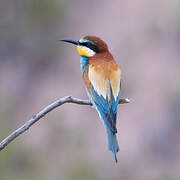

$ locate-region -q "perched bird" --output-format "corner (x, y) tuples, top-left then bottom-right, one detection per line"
(60, 36), (121, 163)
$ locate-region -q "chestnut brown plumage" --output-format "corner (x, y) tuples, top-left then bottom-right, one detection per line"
(61, 36), (122, 163)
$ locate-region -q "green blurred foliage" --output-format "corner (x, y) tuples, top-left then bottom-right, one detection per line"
(66, 161), (98, 180)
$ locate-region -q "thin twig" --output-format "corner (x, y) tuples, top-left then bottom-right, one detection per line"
(0, 96), (130, 151)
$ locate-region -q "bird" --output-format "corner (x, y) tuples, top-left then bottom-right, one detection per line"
(60, 36), (121, 163)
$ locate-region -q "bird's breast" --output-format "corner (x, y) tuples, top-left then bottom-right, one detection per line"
(80, 56), (90, 73)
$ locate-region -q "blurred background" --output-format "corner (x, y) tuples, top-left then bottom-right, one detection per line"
(0, 0), (180, 179)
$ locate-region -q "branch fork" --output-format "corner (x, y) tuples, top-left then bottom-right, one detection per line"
(0, 96), (130, 151)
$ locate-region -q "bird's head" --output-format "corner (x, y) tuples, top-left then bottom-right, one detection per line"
(60, 36), (108, 57)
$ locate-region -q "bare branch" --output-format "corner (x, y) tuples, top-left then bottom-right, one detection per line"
(0, 96), (130, 151)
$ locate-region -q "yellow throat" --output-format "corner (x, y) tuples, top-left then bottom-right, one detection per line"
(77, 46), (95, 57)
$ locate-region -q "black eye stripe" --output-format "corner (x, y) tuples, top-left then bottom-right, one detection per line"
(79, 42), (99, 53)
(90, 44), (99, 53)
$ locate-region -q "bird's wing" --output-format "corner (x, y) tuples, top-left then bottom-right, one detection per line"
(83, 61), (121, 133)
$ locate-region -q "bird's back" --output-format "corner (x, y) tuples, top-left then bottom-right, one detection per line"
(89, 52), (121, 102)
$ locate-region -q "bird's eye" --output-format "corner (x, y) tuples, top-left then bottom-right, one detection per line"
(85, 42), (91, 47)
(80, 41), (99, 53)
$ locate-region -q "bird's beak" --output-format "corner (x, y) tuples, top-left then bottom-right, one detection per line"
(59, 39), (79, 45)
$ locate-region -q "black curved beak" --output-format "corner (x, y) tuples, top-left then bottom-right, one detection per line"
(59, 39), (79, 45)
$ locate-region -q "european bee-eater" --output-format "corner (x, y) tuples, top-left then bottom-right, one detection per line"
(60, 36), (121, 163)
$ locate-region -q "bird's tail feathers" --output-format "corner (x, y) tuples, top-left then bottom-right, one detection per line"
(106, 126), (119, 163)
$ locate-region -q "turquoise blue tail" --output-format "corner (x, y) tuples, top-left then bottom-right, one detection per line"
(89, 83), (120, 163)
(105, 126), (119, 163)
